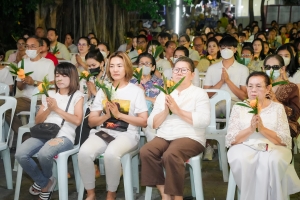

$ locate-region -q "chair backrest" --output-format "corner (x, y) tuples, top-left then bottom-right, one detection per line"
(0, 83), (9, 96)
(28, 88), (39, 124)
(4, 50), (17, 61)
(204, 89), (231, 134)
(58, 60), (71, 64)
(0, 96), (17, 146)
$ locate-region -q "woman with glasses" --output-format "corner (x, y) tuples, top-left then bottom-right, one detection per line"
(71, 37), (90, 73)
(264, 54), (300, 140)
(226, 71), (300, 200)
(8, 38), (27, 63)
(196, 37), (222, 72)
(140, 56), (210, 200)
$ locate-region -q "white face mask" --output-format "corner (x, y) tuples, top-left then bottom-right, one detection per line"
(26, 50), (39, 59)
(173, 57), (178, 63)
(221, 48), (234, 59)
(100, 51), (107, 59)
(266, 70), (280, 80)
(282, 57), (291, 66)
(142, 65), (151, 75)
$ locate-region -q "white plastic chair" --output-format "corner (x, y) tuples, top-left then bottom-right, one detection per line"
(4, 49), (17, 61)
(204, 89), (231, 182)
(77, 147), (140, 200)
(0, 96), (17, 189)
(0, 83), (10, 96)
(199, 72), (206, 89)
(14, 94), (87, 200)
(226, 169), (291, 200)
(145, 153), (204, 200)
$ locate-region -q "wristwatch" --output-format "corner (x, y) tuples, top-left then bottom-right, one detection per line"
(34, 81), (38, 87)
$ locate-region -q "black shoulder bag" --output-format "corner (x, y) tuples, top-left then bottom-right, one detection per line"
(30, 93), (75, 140)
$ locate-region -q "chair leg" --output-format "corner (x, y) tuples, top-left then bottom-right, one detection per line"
(77, 178), (85, 200)
(145, 186), (153, 200)
(121, 153), (134, 200)
(189, 166), (195, 197)
(226, 170), (236, 200)
(14, 164), (23, 200)
(2, 148), (13, 189)
(218, 138), (229, 182)
(56, 157), (69, 200)
(217, 142), (222, 171)
(132, 154), (140, 193)
(189, 157), (204, 200)
(72, 154), (80, 192)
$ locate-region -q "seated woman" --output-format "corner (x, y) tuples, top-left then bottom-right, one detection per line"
(0, 47), (14, 93)
(196, 37), (222, 72)
(226, 71), (300, 200)
(71, 37), (90, 73)
(7, 38), (27, 64)
(248, 38), (265, 73)
(264, 54), (300, 140)
(78, 51), (148, 200)
(15, 62), (84, 199)
(130, 52), (164, 141)
(140, 57), (210, 200)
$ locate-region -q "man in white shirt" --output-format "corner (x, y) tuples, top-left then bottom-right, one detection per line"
(117, 32), (135, 52)
(149, 20), (162, 34)
(47, 28), (71, 60)
(5, 35), (55, 135)
(128, 35), (148, 63)
(204, 36), (249, 115)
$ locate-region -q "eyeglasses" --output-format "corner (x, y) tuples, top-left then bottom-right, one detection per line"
(77, 43), (87, 47)
(179, 40), (187, 43)
(138, 62), (152, 67)
(173, 67), (190, 74)
(264, 65), (281, 70)
(25, 45), (39, 50)
(194, 44), (203, 48)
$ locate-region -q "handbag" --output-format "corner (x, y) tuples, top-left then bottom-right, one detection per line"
(30, 93), (74, 140)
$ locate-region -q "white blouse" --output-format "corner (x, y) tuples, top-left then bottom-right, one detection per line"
(226, 101), (292, 149)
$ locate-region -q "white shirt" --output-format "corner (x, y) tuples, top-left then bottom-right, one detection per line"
(0, 67), (14, 86)
(42, 90), (84, 143)
(16, 57), (55, 98)
(71, 54), (86, 73)
(128, 50), (139, 63)
(50, 42), (71, 60)
(148, 84), (210, 147)
(117, 43), (127, 52)
(189, 49), (200, 61)
(156, 58), (171, 73)
(90, 83), (148, 137)
(288, 70), (300, 84)
(204, 60), (249, 102)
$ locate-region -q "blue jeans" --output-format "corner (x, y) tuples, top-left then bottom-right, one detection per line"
(15, 137), (73, 188)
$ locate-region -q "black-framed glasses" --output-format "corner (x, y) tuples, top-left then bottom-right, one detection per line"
(264, 65), (281, 70)
(138, 62), (152, 67)
(173, 67), (190, 74)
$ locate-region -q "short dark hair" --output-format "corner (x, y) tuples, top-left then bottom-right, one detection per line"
(136, 52), (157, 75)
(179, 34), (191, 43)
(27, 35), (43, 46)
(207, 32), (215, 38)
(239, 33), (246, 37)
(85, 49), (104, 63)
(246, 71), (271, 86)
(65, 32), (74, 40)
(165, 40), (176, 48)
(137, 34), (148, 42)
(89, 37), (99, 45)
(242, 46), (254, 55)
(126, 32), (135, 38)
(174, 46), (189, 57)
(47, 28), (58, 36)
(175, 56), (195, 72)
(255, 32), (267, 41)
(219, 36), (238, 47)
(139, 29), (148, 35)
(78, 37), (90, 46)
(55, 63), (79, 95)
(158, 32), (171, 40)
(41, 37), (50, 50)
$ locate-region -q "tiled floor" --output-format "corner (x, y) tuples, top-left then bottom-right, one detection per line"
(1, 148), (300, 200)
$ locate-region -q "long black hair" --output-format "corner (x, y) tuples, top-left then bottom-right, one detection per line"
(276, 43), (300, 77)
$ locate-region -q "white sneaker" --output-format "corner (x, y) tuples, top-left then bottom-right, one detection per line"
(203, 145), (214, 161)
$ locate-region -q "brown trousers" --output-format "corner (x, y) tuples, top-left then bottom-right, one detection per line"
(140, 137), (205, 196)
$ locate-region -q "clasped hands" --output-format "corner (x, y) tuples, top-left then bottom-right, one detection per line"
(105, 101), (121, 119)
(21, 76), (34, 85)
(46, 97), (59, 112)
(221, 68), (229, 83)
(164, 95), (180, 115)
(250, 115), (266, 132)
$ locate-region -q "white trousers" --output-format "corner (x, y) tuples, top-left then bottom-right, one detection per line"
(78, 130), (138, 191)
(228, 144), (294, 200)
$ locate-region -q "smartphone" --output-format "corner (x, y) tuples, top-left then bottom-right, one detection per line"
(95, 131), (115, 144)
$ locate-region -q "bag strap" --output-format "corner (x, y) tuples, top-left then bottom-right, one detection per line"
(60, 92), (75, 127)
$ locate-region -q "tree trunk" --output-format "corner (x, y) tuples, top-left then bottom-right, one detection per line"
(261, 0), (266, 30)
(249, 0), (254, 26)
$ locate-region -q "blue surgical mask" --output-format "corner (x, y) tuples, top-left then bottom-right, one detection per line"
(243, 58), (251, 66)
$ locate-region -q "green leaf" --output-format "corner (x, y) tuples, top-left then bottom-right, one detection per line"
(236, 103), (252, 108)
(25, 71), (33, 76)
(20, 59), (24, 69)
(41, 83), (49, 97)
(153, 85), (167, 94)
(115, 82), (120, 91)
(169, 77), (185, 94)
(153, 45), (164, 59)
(272, 81), (288, 87)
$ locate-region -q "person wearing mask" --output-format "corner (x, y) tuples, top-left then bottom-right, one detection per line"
(47, 28), (71, 60)
(276, 44), (300, 95)
(97, 42), (110, 64)
(40, 37), (58, 66)
(5, 36), (55, 137)
(8, 38), (27, 64)
(64, 32), (78, 53)
(71, 37), (90, 73)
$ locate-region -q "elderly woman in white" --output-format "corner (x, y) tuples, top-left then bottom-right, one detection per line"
(226, 71), (300, 200)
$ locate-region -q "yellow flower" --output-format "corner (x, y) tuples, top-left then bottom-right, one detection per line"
(249, 99), (257, 108)
(17, 69), (25, 79)
(135, 68), (141, 73)
(137, 49), (142, 55)
(166, 80), (171, 87)
(38, 83), (44, 92)
(207, 55), (213, 60)
(82, 71), (89, 77)
(170, 81), (175, 87)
